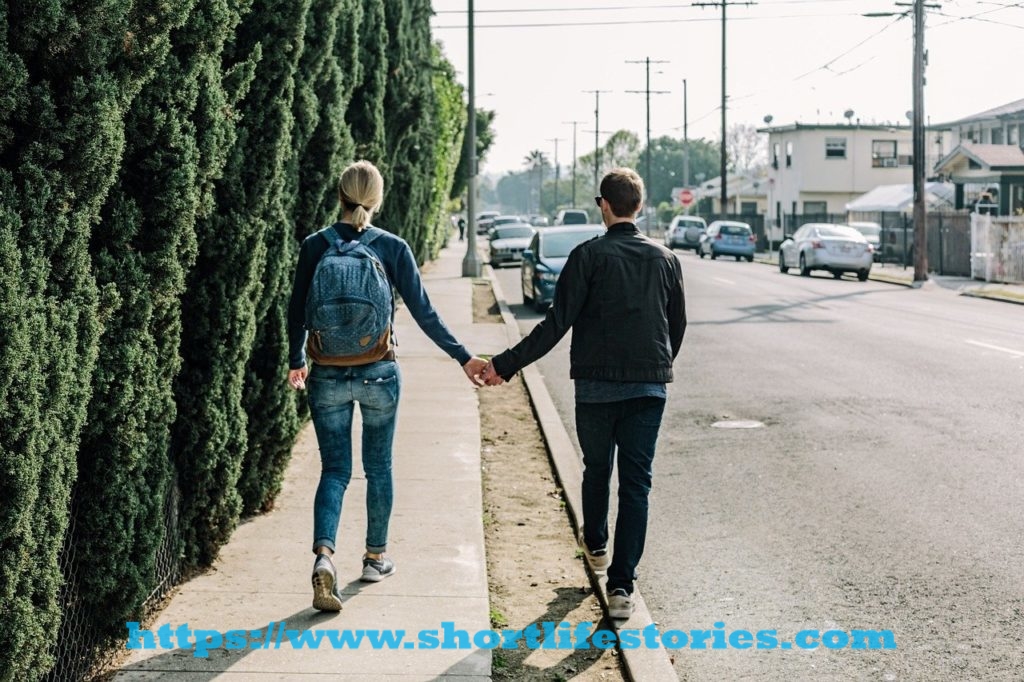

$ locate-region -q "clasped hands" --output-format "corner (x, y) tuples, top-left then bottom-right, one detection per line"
(462, 357), (506, 387)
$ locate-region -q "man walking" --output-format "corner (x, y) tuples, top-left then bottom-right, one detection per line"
(481, 168), (686, 619)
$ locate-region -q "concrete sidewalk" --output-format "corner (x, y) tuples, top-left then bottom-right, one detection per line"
(115, 240), (508, 680)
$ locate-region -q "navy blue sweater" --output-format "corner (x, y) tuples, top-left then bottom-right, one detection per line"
(288, 222), (471, 370)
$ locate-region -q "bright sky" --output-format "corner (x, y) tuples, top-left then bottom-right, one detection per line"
(430, 0), (1024, 177)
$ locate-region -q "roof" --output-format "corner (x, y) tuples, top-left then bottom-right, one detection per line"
(944, 98), (1024, 126)
(756, 122), (912, 134)
(845, 183), (955, 212)
(934, 142), (1024, 172)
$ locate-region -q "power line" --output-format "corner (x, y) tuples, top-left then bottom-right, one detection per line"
(433, 12), (862, 29)
(434, 0), (853, 13)
(626, 58), (670, 218)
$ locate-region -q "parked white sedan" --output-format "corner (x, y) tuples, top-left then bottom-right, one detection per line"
(779, 223), (874, 281)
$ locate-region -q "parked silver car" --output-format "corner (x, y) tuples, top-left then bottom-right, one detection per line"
(488, 224), (536, 267)
(664, 215), (707, 251)
(779, 223), (873, 281)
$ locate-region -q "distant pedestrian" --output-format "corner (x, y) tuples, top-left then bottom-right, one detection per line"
(458, 216), (466, 241)
(481, 168), (686, 619)
(287, 160), (487, 612)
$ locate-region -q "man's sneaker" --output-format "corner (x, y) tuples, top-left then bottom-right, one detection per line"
(577, 526), (610, 573)
(311, 554), (343, 611)
(360, 554), (396, 582)
(607, 588), (635, 620)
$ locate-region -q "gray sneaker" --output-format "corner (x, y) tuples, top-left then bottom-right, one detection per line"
(577, 526), (610, 573)
(607, 588), (635, 620)
(311, 554), (343, 611)
(361, 554), (396, 582)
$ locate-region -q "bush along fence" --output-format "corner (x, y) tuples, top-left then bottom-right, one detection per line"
(0, 2), (468, 680)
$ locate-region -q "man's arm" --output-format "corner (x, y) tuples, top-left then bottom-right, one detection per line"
(668, 257), (686, 359)
(490, 246), (591, 380)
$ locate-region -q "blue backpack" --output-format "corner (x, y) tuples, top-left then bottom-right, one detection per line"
(305, 226), (394, 365)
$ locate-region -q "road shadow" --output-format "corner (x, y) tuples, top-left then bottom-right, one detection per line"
(690, 285), (905, 326)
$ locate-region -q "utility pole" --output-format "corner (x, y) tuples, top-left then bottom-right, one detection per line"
(462, 0), (481, 277)
(696, 1), (754, 217)
(584, 90), (611, 195)
(563, 120), (584, 207)
(547, 137), (564, 213)
(867, 1), (938, 283)
(683, 78), (690, 189)
(626, 57), (669, 222)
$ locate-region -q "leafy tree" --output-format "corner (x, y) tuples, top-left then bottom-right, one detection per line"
(639, 135), (721, 205)
(450, 107), (496, 203)
(726, 122), (768, 174)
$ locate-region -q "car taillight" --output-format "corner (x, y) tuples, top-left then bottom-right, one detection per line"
(715, 234), (723, 240)
(866, 244), (875, 253)
(749, 234), (756, 243)
(811, 240), (824, 249)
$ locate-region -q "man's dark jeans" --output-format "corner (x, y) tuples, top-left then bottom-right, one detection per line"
(576, 396), (666, 595)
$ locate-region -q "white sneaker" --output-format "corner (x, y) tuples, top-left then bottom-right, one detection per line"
(577, 526), (610, 573)
(607, 588), (634, 620)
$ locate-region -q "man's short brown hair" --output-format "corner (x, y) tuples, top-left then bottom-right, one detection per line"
(600, 168), (645, 219)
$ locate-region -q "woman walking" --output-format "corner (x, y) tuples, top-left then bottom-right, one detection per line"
(287, 160), (486, 611)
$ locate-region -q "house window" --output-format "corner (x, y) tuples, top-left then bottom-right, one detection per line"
(965, 128), (975, 143)
(872, 140), (898, 167)
(991, 127), (1004, 145)
(825, 137), (847, 158)
(1010, 126), (1019, 146)
(773, 142), (780, 169)
(804, 201), (827, 215)
(786, 141), (793, 167)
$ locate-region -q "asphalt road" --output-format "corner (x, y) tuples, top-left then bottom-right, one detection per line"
(490, 249), (1024, 681)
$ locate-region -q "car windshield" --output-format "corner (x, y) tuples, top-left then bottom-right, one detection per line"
(818, 225), (863, 239)
(561, 212), (588, 225)
(851, 224), (881, 237)
(541, 230), (602, 258)
(721, 225), (750, 236)
(493, 226), (533, 240)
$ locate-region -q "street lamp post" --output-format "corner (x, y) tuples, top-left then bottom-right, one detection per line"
(462, 0), (481, 277)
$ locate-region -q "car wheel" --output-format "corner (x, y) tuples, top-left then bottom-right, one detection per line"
(858, 269), (870, 282)
(799, 253), (810, 277)
(710, 248), (717, 260)
(734, 255), (741, 262)
(533, 297), (548, 313)
(699, 246), (706, 259)
(522, 282), (533, 304)
(832, 270), (842, 279)
(746, 255), (753, 262)
(779, 252), (788, 274)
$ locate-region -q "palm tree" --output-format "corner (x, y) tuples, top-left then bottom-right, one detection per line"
(523, 149), (548, 214)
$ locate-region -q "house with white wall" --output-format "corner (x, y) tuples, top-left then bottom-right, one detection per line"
(757, 122), (952, 227)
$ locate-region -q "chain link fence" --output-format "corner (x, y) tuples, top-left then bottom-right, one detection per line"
(44, 483), (182, 681)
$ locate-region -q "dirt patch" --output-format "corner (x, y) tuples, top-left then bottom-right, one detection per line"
(473, 279), (624, 681)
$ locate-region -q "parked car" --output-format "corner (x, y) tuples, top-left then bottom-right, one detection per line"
(664, 215), (708, 251)
(528, 215), (550, 227)
(476, 210), (500, 235)
(521, 225), (605, 311)
(486, 215), (528, 238)
(697, 220), (755, 261)
(554, 208), (589, 225)
(778, 223), (873, 281)
(848, 221), (882, 262)
(488, 224), (536, 267)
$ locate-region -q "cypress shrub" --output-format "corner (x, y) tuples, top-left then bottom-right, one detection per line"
(171, 0), (310, 568)
(67, 0), (252, 648)
(0, 1), (179, 677)
(425, 46), (466, 259)
(345, 0), (387, 165)
(377, 0), (439, 260)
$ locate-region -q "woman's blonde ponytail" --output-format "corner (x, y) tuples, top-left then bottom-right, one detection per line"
(339, 160), (384, 230)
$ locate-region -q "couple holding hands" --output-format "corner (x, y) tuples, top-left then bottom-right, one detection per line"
(288, 162), (686, 619)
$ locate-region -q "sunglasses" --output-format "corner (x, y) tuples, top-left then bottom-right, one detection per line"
(594, 196), (603, 207)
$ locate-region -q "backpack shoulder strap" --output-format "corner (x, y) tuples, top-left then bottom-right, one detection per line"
(318, 225), (339, 249)
(357, 226), (386, 247)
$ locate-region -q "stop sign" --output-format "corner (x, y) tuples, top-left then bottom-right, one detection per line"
(679, 189), (694, 207)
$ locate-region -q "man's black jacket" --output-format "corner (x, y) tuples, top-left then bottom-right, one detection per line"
(491, 222), (686, 383)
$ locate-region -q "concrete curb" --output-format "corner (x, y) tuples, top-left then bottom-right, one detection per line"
(961, 289), (1024, 305)
(484, 265), (678, 682)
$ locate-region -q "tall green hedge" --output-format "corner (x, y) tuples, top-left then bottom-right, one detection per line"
(1, 1), (468, 676)
(66, 0), (254, 646)
(0, 1), (187, 676)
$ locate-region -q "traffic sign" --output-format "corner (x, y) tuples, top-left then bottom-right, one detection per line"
(679, 189), (694, 207)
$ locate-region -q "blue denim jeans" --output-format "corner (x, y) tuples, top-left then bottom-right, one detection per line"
(307, 360), (401, 555)
(575, 397), (666, 595)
